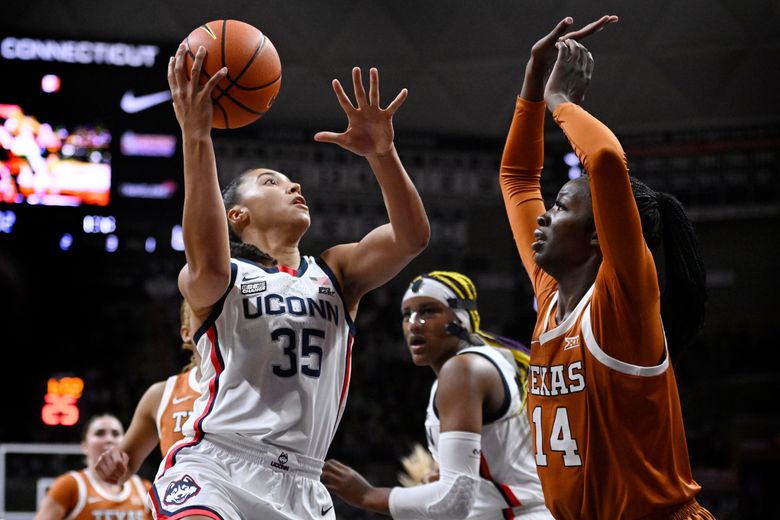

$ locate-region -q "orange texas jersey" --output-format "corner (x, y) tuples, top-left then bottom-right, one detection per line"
(500, 98), (701, 518)
(156, 367), (200, 456)
(46, 468), (151, 519)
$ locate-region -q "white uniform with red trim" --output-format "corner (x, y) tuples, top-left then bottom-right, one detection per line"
(150, 256), (352, 520)
(424, 344), (551, 519)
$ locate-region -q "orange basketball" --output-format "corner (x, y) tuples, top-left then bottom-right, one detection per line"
(184, 19), (281, 129)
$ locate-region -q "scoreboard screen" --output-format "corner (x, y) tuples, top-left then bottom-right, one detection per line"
(0, 35), (181, 209)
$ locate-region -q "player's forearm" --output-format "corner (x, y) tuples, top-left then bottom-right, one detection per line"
(519, 57), (547, 102)
(366, 145), (430, 254)
(358, 487), (391, 516)
(181, 134), (231, 279)
(500, 97), (547, 275)
(553, 103), (651, 278)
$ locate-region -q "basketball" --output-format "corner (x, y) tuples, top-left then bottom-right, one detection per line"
(184, 19), (281, 129)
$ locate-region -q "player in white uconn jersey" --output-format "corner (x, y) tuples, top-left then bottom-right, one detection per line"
(323, 271), (551, 520)
(151, 46), (429, 519)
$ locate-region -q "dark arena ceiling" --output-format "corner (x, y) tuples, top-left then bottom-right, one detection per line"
(5, 0), (779, 138)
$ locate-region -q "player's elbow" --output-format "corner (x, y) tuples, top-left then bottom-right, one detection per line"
(586, 146), (627, 179)
(411, 222), (431, 253)
(429, 474), (479, 520)
(398, 221), (431, 256)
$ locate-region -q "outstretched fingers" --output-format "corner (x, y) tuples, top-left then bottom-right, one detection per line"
(560, 15), (619, 41)
(352, 66), (368, 108)
(385, 88), (408, 115)
(331, 78), (356, 114)
(544, 16), (575, 45)
(313, 130), (344, 145)
(369, 67), (380, 107)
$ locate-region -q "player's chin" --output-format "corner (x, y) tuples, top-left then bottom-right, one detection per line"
(408, 349), (429, 366)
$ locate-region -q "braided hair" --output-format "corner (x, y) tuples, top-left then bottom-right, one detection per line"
(629, 177), (707, 358)
(221, 173), (277, 266)
(409, 271), (531, 402)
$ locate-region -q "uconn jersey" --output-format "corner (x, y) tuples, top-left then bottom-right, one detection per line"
(183, 256), (354, 461)
(425, 344), (550, 518)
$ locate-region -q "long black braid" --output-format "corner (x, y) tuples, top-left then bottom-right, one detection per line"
(630, 177), (707, 358)
(221, 174), (277, 266)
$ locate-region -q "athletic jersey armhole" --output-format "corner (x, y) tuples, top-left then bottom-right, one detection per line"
(582, 304), (669, 376)
(315, 256), (356, 335)
(193, 262), (239, 344)
(64, 470), (86, 520)
(455, 351), (512, 424)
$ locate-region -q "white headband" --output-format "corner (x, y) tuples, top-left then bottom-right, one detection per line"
(402, 278), (471, 330)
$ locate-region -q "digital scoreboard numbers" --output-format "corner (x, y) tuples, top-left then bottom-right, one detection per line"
(41, 376), (84, 426)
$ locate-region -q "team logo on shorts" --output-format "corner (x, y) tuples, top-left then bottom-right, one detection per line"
(271, 451), (290, 471)
(163, 474), (201, 506)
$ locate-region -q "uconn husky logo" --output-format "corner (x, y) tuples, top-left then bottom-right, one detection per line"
(163, 474), (201, 506)
(271, 451), (290, 471)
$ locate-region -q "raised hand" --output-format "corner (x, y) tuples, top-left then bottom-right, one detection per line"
(522, 15), (617, 101)
(95, 447), (130, 484)
(544, 39), (595, 111)
(167, 43), (227, 139)
(314, 67), (407, 157)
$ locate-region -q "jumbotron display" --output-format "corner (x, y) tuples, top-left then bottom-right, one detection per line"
(0, 36), (180, 208)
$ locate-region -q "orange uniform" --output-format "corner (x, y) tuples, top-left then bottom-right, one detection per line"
(156, 367), (199, 456)
(45, 468), (152, 519)
(500, 97), (711, 519)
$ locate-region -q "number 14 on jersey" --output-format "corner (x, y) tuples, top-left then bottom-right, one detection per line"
(531, 406), (582, 467)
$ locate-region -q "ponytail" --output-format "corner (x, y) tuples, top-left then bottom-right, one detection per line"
(656, 192), (707, 352)
(630, 178), (707, 358)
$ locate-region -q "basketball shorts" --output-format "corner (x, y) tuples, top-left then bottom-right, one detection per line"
(148, 433), (335, 520)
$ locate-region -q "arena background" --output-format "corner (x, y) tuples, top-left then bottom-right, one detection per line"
(1, 1), (778, 517)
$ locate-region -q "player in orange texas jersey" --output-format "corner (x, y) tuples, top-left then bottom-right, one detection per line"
(34, 414), (152, 520)
(499, 16), (714, 519)
(95, 301), (201, 484)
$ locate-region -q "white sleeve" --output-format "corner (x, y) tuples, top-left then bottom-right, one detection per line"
(389, 431), (481, 520)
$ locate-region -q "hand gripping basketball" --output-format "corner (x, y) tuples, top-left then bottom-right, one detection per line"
(183, 20), (282, 129)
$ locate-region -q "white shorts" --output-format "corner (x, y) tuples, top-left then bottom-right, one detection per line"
(149, 433), (335, 520)
(471, 480), (553, 519)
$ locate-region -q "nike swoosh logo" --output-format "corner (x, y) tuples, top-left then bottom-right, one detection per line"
(242, 274), (262, 281)
(321, 505), (334, 515)
(172, 395), (194, 404)
(121, 90), (172, 113)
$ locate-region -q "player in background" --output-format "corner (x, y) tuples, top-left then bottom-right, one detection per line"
(323, 271), (552, 519)
(148, 44), (429, 520)
(34, 414), (152, 520)
(499, 15), (713, 518)
(95, 301), (201, 484)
